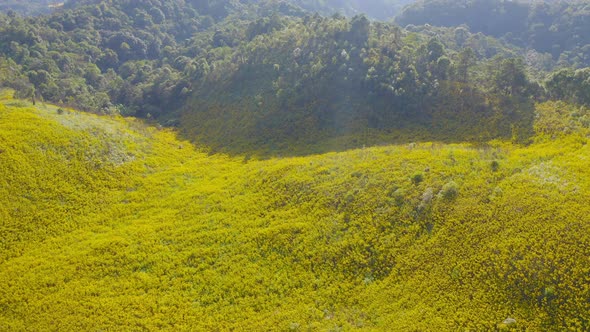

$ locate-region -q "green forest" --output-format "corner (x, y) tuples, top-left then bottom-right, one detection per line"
(1, 0), (590, 330)
(397, 0), (590, 67)
(0, 0), (60, 16)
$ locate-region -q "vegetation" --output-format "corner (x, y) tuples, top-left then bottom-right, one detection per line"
(397, 0), (590, 67)
(545, 67), (590, 107)
(1, 0), (590, 329)
(0, 0), (60, 16)
(289, 0), (414, 20)
(1, 92), (590, 330)
(0, 0), (300, 115)
(179, 14), (542, 155)
(1, 0), (414, 21)
(0, 0), (575, 152)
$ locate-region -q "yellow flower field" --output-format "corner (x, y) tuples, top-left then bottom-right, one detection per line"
(1, 93), (589, 330)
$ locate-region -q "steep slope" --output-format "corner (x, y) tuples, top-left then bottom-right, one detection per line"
(0, 0), (306, 115)
(1, 93), (589, 330)
(0, 90), (147, 262)
(0, 0), (573, 159)
(0, 1), (545, 128)
(180, 15), (535, 156)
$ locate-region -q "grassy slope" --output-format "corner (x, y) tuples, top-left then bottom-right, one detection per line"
(0, 92), (589, 330)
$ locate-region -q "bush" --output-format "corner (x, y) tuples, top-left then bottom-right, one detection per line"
(411, 172), (424, 185)
(491, 160), (500, 172)
(439, 181), (459, 200)
(392, 188), (405, 206)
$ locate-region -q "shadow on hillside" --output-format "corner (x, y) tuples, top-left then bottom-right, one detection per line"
(177, 125), (524, 160)
(174, 85), (537, 159)
(175, 89), (537, 159)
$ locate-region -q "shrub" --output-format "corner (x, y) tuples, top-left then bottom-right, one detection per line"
(411, 172), (424, 185)
(440, 181), (459, 200)
(491, 160), (500, 172)
(392, 188), (405, 206)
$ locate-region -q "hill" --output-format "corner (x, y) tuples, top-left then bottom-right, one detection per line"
(290, 0), (414, 20)
(396, 0), (590, 67)
(2, 0), (588, 158)
(1, 93), (590, 330)
(178, 15), (535, 155)
(0, 0), (61, 16)
(0, 0), (247, 115)
(0, 0), (566, 148)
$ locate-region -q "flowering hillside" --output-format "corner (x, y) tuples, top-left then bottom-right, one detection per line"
(0, 93), (589, 330)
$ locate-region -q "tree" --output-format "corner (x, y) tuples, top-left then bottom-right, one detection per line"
(546, 68), (590, 106)
(349, 15), (370, 44)
(426, 38), (444, 63)
(493, 58), (528, 96)
(455, 48), (476, 83)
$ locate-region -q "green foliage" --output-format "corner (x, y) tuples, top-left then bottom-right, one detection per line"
(0, 0), (57, 16)
(180, 15), (537, 155)
(534, 101), (590, 138)
(0, 0), (559, 153)
(439, 180), (458, 200)
(411, 172), (424, 185)
(397, 0), (590, 67)
(0, 0), (282, 115)
(0, 10), (588, 332)
(545, 68), (590, 107)
(290, 0), (413, 20)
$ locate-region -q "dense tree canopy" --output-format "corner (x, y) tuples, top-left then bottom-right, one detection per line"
(397, 0), (590, 67)
(0, 0), (239, 114)
(289, 0), (414, 20)
(0, 0), (587, 151)
(0, 0), (58, 16)
(180, 13), (538, 152)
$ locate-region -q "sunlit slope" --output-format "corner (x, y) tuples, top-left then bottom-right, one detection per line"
(0, 95), (146, 262)
(0, 96), (589, 330)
